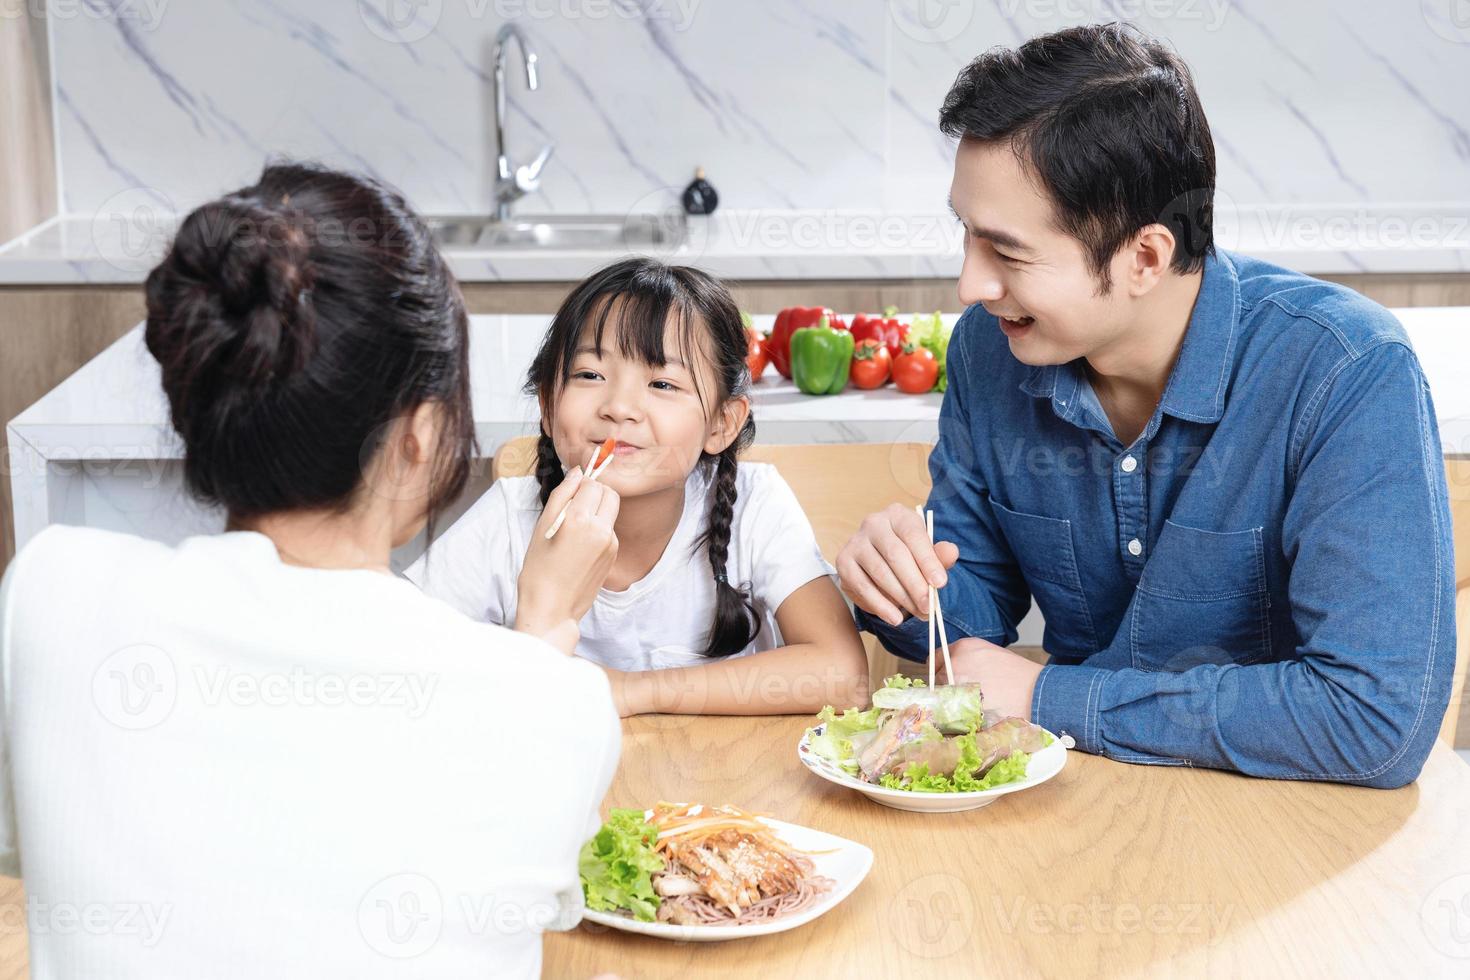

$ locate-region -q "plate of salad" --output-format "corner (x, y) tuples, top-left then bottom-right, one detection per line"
(578, 802), (873, 942)
(798, 676), (1071, 813)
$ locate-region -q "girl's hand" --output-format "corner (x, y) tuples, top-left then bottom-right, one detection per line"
(596, 664), (655, 717)
(597, 664), (641, 718)
(514, 466), (620, 649)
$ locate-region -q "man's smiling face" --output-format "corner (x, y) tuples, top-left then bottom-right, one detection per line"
(950, 137), (1135, 367)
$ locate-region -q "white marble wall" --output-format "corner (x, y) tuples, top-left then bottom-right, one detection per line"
(44, 1), (1470, 221)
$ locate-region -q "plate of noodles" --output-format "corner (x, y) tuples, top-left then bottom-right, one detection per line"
(798, 676), (1071, 813)
(578, 802), (873, 941)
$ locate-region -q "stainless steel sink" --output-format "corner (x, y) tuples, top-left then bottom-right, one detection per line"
(427, 213), (687, 251)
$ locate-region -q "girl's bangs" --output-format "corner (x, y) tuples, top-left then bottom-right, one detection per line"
(582, 287), (698, 375)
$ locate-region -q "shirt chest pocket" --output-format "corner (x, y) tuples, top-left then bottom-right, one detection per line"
(988, 500), (1100, 658)
(1128, 519), (1271, 671)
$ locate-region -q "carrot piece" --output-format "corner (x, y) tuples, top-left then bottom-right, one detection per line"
(594, 437), (616, 468)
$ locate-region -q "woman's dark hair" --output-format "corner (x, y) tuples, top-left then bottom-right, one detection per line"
(939, 22), (1215, 290)
(144, 161), (476, 540)
(526, 257), (757, 659)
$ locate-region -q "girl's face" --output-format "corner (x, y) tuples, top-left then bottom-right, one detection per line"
(546, 311), (748, 499)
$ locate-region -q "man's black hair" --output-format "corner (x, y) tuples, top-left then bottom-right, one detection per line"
(940, 23), (1216, 288)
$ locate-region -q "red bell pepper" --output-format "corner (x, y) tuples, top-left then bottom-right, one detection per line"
(769, 306), (847, 379)
(849, 307), (910, 361)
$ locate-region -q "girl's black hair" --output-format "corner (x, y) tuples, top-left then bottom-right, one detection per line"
(143, 161), (476, 542)
(526, 257), (757, 658)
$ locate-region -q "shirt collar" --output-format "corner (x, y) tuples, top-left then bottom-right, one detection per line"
(1019, 249), (1240, 426)
(1157, 249), (1240, 423)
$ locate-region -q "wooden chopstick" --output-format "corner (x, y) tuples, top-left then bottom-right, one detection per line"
(543, 445), (616, 540)
(927, 576), (937, 689)
(915, 505), (954, 686)
(928, 509), (954, 684)
(589, 446), (616, 480)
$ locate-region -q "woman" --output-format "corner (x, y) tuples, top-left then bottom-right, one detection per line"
(0, 163), (620, 977)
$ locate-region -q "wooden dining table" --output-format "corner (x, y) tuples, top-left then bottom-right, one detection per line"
(544, 714), (1470, 979)
(0, 716), (1467, 978)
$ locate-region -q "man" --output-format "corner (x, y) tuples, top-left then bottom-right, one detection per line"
(837, 24), (1454, 789)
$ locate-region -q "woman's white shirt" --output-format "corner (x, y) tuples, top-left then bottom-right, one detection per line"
(0, 525), (619, 979)
(404, 462), (834, 671)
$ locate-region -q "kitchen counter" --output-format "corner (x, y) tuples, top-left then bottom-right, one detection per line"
(3, 204), (1469, 285)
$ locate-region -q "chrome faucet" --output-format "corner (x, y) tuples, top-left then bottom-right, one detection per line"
(492, 24), (553, 221)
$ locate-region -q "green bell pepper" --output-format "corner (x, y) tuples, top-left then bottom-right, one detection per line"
(790, 316), (854, 395)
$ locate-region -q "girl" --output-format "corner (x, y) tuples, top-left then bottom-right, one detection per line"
(407, 257), (869, 715)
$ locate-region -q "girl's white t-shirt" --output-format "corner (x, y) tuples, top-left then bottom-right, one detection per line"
(404, 462), (834, 671)
(0, 525), (619, 980)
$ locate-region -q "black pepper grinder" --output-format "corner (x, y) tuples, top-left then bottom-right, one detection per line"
(681, 167), (719, 215)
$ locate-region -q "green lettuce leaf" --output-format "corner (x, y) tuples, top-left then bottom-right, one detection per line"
(806, 705), (883, 770)
(881, 674), (925, 689)
(877, 748), (1032, 794)
(907, 311), (952, 392)
(579, 808), (665, 922)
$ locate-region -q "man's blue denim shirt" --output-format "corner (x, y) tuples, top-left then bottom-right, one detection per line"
(858, 249), (1455, 789)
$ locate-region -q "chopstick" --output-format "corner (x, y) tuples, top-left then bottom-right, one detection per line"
(544, 439), (616, 540)
(914, 505), (954, 687)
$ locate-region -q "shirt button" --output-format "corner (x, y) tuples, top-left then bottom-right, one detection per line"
(1128, 538), (1143, 556)
(1121, 455), (1138, 473)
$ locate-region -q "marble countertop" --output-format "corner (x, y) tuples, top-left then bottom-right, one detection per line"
(3, 204), (1468, 286)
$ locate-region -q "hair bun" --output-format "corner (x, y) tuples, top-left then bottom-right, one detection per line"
(164, 196), (319, 385)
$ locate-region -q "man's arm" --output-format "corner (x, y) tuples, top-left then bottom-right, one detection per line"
(1031, 342), (1456, 788)
(847, 311), (1032, 662)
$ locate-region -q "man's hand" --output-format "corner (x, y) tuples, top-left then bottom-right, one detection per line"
(938, 637), (1043, 721)
(836, 503), (960, 627)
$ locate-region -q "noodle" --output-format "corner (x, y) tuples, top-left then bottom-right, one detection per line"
(651, 850), (835, 926)
(656, 874), (836, 926)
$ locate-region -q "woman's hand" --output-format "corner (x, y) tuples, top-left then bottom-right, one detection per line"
(514, 466), (620, 651)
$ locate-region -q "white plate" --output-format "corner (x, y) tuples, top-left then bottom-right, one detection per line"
(797, 723), (1069, 813)
(580, 816), (873, 942)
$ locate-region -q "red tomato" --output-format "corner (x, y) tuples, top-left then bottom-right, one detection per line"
(747, 331), (770, 380)
(850, 339), (891, 389)
(892, 344), (939, 394)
